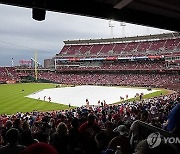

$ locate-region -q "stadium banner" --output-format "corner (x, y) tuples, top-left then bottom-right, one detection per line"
(95, 57), (105, 60)
(147, 55), (162, 59)
(79, 58), (105, 61)
(57, 57), (106, 61)
(69, 58), (80, 61)
(118, 57), (134, 60)
(106, 57), (118, 60)
(135, 56), (147, 59)
(19, 60), (32, 64)
(79, 58), (94, 61)
(56, 56), (155, 62)
(6, 80), (16, 84)
(56, 59), (69, 61)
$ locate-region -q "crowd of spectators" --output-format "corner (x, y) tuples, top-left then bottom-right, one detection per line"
(0, 61), (179, 89)
(100, 61), (166, 70)
(56, 60), (167, 71)
(37, 72), (179, 89)
(0, 92), (179, 154)
(0, 67), (19, 83)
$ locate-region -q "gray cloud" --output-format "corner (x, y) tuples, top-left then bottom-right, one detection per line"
(0, 4), (173, 66)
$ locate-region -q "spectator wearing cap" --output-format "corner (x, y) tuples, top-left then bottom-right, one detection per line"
(0, 128), (26, 154)
(108, 125), (132, 154)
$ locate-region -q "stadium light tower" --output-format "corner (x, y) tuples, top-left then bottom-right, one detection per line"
(120, 22), (126, 37)
(109, 20), (115, 38)
(11, 58), (14, 67)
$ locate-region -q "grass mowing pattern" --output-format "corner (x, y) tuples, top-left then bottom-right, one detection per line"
(0, 83), (70, 115)
(0, 83), (171, 114)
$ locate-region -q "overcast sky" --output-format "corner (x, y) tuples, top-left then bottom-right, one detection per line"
(0, 4), (173, 66)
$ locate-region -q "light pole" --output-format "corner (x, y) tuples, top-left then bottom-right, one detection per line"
(120, 22), (126, 37)
(11, 58), (14, 67)
(109, 20), (115, 38)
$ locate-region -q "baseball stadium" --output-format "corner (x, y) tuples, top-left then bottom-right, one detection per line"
(0, 1), (180, 154)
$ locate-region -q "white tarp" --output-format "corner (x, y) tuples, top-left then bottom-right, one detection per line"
(26, 85), (159, 107)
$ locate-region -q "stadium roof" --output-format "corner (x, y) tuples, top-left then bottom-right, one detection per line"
(0, 0), (180, 31)
(64, 32), (180, 45)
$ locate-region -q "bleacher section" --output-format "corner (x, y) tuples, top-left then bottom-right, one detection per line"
(36, 72), (179, 89)
(58, 35), (180, 58)
(56, 60), (168, 71)
(47, 33), (179, 91)
(0, 67), (19, 83)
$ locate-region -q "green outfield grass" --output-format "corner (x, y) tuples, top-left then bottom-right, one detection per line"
(0, 83), (171, 115)
(0, 83), (71, 115)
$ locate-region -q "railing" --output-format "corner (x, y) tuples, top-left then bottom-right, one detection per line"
(135, 120), (177, 141)
(131, 120), (179, 152)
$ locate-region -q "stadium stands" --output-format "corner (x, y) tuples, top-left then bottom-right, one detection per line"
(36, 71), (179, 90)
(57, 36), (180, 57)
(0, 67), (19, 83)
(2, 33), (175, 91)
(1, 34), (179, 91)
(56, 60), (166, 71)
(41, 33), (179, 92)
